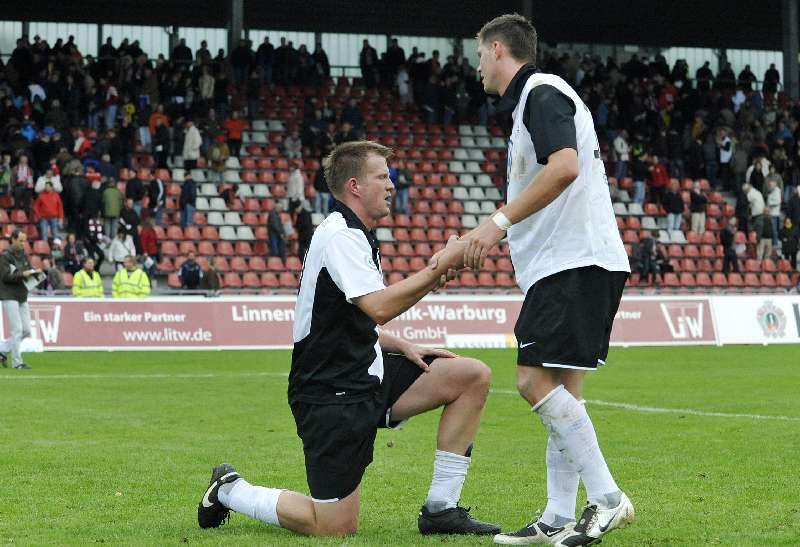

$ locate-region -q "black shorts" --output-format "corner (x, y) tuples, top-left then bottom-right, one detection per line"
(290, 352), (427, 502)
(515, 266), (628, 370)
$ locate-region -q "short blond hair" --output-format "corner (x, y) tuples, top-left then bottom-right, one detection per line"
(322, 141), (393, 199)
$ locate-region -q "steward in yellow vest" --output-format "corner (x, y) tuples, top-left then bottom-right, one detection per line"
(112, 255), (151, 298)
(72, 258), (104, 298)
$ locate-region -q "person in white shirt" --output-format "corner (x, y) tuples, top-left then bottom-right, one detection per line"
(34, 168), (62, 193)
(459, 14), (634, 546)
(286, 163), (306, 209)
(612, 129), (630, 182)
(108, 229), (136, 270)
(765, 179), (782, 246)
(182, 119), (203, 170)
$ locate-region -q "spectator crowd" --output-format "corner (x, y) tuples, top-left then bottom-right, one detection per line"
(0, 31), (799, 294)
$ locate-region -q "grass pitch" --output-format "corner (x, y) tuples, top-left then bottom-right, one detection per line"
(1, 346), (798, 545)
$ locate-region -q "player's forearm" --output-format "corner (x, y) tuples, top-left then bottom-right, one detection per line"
(501, 159), (578, 225)
(378, 329), (411, 353)
(359, 267), (442, 325)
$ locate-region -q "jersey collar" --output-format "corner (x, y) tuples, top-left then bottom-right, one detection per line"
(333, 201), (379, 251)
(496, 63), (539, 114)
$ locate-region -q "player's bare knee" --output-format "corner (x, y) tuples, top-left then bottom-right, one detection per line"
(460, 358), (491, 391)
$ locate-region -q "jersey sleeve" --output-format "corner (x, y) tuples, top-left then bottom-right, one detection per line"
(523, 84), (578, 164)
(324, 230), (385, 302)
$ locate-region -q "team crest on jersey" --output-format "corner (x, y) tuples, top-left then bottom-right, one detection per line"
(756, 301), (786, 338)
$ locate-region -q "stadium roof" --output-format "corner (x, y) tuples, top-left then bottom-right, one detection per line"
(1, 0), (789, 51)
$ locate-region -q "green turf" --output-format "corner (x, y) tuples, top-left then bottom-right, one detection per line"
(1, 346), (798, 545)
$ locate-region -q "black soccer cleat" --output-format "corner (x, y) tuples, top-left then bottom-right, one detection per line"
(13, 362), (31, 369)
(418, 505), (501, 535)
(0, 352), (7, 368)
(198, 463), (241, 529)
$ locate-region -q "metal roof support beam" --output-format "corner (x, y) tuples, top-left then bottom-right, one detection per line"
(783, 0), (799, 99)
(227, 0), (244, 56)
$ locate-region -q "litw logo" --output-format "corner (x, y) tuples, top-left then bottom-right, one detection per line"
(30, 304), (62, 344)
(659, 302), (704, 339)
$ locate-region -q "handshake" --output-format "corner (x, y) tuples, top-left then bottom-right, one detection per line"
(425, 218), (508, 289)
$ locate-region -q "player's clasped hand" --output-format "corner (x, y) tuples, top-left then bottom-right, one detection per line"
(461, 219), (506, 270)
(401, 343), (458, 372)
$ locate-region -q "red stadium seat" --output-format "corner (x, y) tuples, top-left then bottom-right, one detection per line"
(745, 259), (761, 273)
(216, 241), (234, 256)
(235, 242), (253, 256)
(679, 273), (696, 288)
(759, 273), (776, 288)
(249, 257), (267, 272)
(266, 257), (284, 270)
(161, 241), (178, 256)
(198, 241), (215, 255)
(696, 273), (712, 287)
(285, 256), (302, 271)
(242, 272), (261, 288)
(743, 273), (760, 288)
(712, 273), (728, 287)
(230, 257), (248, 272)
(279, 272), (298, 288)
(223, 273), (242, 288)
(728, 273), (744, 287)
(260, 272), (279, 287)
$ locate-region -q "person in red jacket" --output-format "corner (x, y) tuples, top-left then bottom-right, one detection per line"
(223, 109), (247, 158)
(138, 217), (160, 278)
(648, 154), (670, 205)
(33, 181), (64, 240)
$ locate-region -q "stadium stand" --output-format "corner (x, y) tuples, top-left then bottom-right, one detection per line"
(1, 34), (799, 294)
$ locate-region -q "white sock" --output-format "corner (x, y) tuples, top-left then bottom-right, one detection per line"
(424, 449), (470, 512)
(541, 434), (579, 526)
(534, 386), (619, 507)
(218, 478), (283, 526)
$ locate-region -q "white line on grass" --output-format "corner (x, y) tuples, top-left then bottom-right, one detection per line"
(490, 389), (800, 422)
(3, 373), (797, 422)
(0, 371), (289, 380)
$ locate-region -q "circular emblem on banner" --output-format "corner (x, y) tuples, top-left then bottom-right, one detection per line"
(756, 301), (786, 338)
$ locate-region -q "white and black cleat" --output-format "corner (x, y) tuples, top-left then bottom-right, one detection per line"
(494, 519), (574, 544)
(197, 463), (241, 528)
(556, 493), (634, 546)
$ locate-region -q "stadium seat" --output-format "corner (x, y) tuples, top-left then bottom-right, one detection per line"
(679, 273), (696, 288)
(216, 241), (235, 255)
(32, 240), (50, 255)
(695, 272), (712, 287)
(167, 273), (181, 289)
(243, 272), (261, 288)
(711, 273), (728, 287)
(279, 272), (298, 288)
(267, 257), (284, 270)
(161, 241), (178, 257)
(230, 257), (248, 272)
(759, 273), (776, 289)
(728, 273), (744, 288)
(285, 257), (302, 271)
(744, 273), (760, 289)
(223, 272), (242, 288)
(249, 257), (267, 272)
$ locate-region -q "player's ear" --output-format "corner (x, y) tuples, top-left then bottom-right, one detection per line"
(346, 177), (360, 197)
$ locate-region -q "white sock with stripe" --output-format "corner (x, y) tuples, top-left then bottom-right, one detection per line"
(218, 478), (282, 526)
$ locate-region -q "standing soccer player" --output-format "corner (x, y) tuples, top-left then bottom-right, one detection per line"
(465, 14), (635, 546)
(197, 141), (499, 537)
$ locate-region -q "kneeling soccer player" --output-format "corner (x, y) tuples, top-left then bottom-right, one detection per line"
(198, 141), (499, 536)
